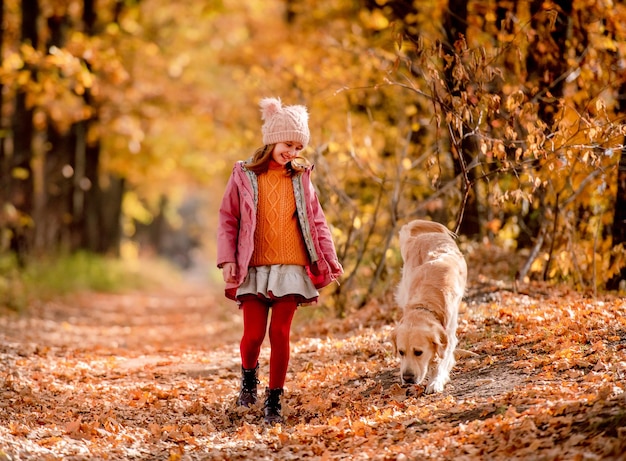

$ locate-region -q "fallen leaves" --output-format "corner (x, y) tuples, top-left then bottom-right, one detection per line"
(1, 283), (625, 460)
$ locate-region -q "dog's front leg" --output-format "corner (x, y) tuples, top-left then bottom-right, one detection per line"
(425, 369), (447, 393)
(425, 344), (455, 393)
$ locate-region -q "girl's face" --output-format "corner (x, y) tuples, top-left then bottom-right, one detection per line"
(271, 141), (303, 166)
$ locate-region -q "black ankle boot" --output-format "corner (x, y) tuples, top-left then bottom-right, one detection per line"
(263, 388), (284, 424)
(237, 365), (259, 407)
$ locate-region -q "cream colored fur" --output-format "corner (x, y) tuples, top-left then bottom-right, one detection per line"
(391, 219), (467, 393)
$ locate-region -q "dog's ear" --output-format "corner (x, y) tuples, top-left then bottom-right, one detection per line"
(390, 329), (398, 355)
(431, 326), (448, 358)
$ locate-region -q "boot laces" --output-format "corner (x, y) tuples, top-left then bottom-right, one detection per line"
(266, 389), (283, 408)
(241, 367), (259, 391)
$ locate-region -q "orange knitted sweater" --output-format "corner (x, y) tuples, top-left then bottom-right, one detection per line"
(250, 161), (309, 267)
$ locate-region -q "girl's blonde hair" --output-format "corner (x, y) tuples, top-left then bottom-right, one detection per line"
(245, 144), (311, 177)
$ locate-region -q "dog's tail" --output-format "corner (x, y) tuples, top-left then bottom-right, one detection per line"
(400, 219), (456, 240)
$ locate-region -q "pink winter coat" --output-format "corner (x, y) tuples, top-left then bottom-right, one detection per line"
(217, 161), (343, 300)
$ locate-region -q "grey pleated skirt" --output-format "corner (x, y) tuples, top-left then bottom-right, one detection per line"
(236, 264), (319, 304)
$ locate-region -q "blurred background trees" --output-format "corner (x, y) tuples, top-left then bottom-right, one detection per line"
(1, 0), (625, 312)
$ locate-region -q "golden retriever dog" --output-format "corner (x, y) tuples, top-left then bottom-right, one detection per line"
(391, 219), (467, 393)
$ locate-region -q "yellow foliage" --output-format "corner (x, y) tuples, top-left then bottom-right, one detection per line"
(1, 0), (625, 298)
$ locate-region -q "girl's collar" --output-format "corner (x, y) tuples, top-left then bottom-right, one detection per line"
(268, 159), (284, 171)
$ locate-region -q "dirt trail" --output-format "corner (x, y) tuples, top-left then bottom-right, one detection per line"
(1, 275), (625, 460)
(1, 285), (239, 350)
(0, 278), (248, 459)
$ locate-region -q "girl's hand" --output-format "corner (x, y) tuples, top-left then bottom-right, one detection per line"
(222, 262), (237, 283)
(330, 260), (344, 276)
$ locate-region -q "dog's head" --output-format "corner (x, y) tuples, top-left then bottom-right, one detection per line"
(390, 315), (447, 385)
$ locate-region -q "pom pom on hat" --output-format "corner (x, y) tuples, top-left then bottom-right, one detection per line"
(260, 97), (310, 147)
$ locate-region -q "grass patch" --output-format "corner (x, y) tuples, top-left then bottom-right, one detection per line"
(0, 251), (183, 311)
(25, 251), (149, 295)
(0, 253), (27, 311)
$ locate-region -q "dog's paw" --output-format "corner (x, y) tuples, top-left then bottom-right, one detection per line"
(425, 380), (445, 394)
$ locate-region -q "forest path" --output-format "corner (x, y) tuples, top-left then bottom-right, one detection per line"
(1, 271), (625, 460)
(0, 276), (248, 460)
(1, 281), (241, 353)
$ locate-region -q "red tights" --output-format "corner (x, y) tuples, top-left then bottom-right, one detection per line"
(239, 296), (298, 389)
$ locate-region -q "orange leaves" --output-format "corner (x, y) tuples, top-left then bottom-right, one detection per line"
(148, 423), (196, 444)
(128, 389), (156, 408)
(2, 281), (626, 460)
(8, 422), (29, 438)
(504, 90), (525, 113)
(65, 417), (100, 440)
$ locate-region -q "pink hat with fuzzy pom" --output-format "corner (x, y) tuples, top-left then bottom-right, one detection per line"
(260, 97), (310, 148)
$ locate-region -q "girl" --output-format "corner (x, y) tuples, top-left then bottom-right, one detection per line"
(217, 97), (343, 425)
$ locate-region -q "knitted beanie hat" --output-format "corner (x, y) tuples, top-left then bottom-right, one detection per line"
(260, 97), (310, 148)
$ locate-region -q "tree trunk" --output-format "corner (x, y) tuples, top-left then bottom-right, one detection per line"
(98, 176), (125, 256)
(5, 0), (39, 263)
(443, 0), (481, 237)
(39, 123), (75, 250)
(526, 0), (573, 128)
(0, 0), (6, 220)
(35, 11), (72, 251)
(68, 0), (95, 251)
(76, 0), (124, 255)
(607, 82), (626, 290)
(519, 0), (573, 279)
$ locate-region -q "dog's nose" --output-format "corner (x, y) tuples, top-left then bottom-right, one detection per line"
(402, 372), (416, 384)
